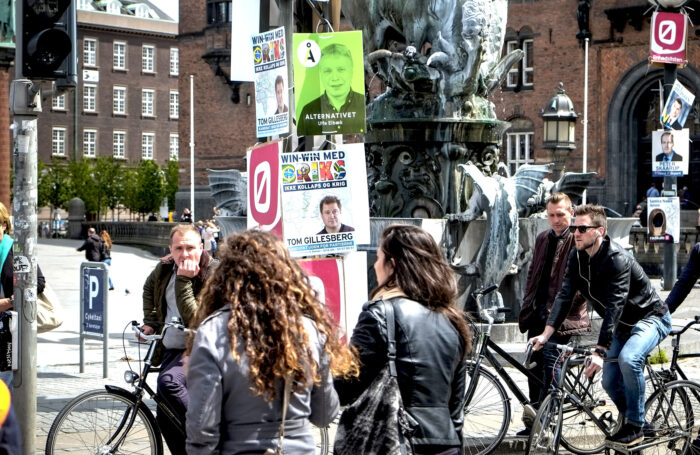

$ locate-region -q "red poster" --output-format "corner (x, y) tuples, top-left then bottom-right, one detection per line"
(247, 141), (283, 237)
(650, 12), (687, 66)
(298, 258), (344, 326)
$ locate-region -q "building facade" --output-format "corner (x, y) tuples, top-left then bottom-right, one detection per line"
(37, 0), (178, 165)
(495, 0), (700, 214)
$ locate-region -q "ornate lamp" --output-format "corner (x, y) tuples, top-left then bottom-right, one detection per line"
(542, 83), (578, 177)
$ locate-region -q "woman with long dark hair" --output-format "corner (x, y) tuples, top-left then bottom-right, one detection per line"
(185, 230), (358, 454)
(336, 224), (471, 455)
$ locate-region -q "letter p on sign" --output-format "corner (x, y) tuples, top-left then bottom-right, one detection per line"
(89, 275), (99, 310)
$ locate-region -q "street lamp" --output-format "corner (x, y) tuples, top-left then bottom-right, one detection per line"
(542, 83), (578, 178)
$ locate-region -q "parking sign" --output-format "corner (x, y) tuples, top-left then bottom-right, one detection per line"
(650, 12), (687, 66)
(80, 263), (107, 338)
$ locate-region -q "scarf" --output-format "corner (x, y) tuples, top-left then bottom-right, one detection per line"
(372, 286), (408, 301)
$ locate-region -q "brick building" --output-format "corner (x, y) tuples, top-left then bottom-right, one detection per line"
(495, 0), (700, 214)
(37, 0), (178, 165)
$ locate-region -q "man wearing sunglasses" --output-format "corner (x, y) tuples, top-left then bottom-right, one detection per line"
(529, 204), (671, 448)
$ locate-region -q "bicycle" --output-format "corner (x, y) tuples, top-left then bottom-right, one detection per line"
(45, 320), (331, 455)
(526, 343), (700, 455)
(463, 285), (618, 455)
(646, 315), (700, 388)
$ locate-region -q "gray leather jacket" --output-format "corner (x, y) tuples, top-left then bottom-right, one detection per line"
(186, 305), (339, 454)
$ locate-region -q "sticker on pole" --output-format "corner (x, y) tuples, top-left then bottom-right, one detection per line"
(650, 12), (687, 66)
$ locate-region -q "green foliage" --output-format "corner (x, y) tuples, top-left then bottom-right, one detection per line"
(134, 160), (164, 215)
(163, 160), (179, 212)
(93, 157), (123, 219)
(120, 166), (140, 215)
(67, 159), (97, 216)
(649, 348), (668, 365)
(38, 158), (71, 211)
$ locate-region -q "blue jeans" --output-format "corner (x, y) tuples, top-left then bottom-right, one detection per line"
(103, 259), (114, 289)
(601, 311), (672, 426)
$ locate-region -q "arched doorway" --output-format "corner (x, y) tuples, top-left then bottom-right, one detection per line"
(606, 61), (700, 215)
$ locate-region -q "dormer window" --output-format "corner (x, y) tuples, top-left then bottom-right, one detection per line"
(78, 0), (94, 10)
(107, 0), (120, 14)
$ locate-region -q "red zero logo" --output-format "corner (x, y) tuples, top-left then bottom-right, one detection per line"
(248, 143), (281, 228)
(658, 21), (676, 45)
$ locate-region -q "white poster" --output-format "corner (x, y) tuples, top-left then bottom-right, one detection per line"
(252, 27), (290, 138)
(280, 143), (369, 257)
(230, 0), (259, 82)
(660, 80), (695, 130)
(651, 129), (689, 177)
(647, 197), (680, 244)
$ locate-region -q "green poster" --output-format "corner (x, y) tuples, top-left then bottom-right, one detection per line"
(293, 31), (365, 136)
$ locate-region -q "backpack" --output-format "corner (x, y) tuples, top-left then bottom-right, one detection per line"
(99, 241), (108, 261)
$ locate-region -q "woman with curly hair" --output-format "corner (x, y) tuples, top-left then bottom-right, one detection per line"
(335, 224), (471, 455)
(185, 230), (358, 454)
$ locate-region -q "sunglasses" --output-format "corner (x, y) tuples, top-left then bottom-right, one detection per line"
(573, 225), (600, 234)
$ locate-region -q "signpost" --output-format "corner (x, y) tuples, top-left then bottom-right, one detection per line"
(79, 262), (109, 378)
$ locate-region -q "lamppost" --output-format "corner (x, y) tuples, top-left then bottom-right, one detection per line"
(541, 83), (578, 179)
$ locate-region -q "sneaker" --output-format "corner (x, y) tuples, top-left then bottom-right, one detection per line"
(606, 423), (644, 446)
(515, 427), (531, 437)
(642, 421), (657, 438)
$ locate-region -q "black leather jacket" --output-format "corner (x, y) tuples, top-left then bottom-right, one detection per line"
(547, 237), (668, 348)
(666, 242), (700, 313)
(335, 297), (468, 448)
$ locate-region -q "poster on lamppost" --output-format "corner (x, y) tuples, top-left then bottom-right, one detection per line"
(660, 80), (695, 130)
(247, 141), (283, 237)
(650, 11), (687, 67)
(280, 143), (369, 257)
(293, 31), (366, 135)
(230, 0), (259, 81)
(252, 27), (289, 137)
(647, 197), (680, 244)
(651, 129), (689, 177)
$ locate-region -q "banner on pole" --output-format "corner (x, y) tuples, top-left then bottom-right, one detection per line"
(230, 0), (259, 81)
(651, 129), (689, 177)
(247, 141), (284, 237)
(660, 80), (695, 130)
(647, 197), (680, 244)
(650, 12), (687, 66)
(253, 27), (290, 137)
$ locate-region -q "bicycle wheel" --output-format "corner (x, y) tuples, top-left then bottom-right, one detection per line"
(462, 361), (511, 455)
(46, 389), (162, 455)
(559, 363), (620, 454)
(642, 380), (700, 455)
(527, 393), (563, 455)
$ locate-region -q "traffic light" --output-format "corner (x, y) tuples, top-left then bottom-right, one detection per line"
(20, 0), (76, 83)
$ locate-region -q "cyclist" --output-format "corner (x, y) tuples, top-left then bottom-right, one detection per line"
(139, 225), (217, 455)
(529, 204), (671, 448)
(517, 193), (590, 435)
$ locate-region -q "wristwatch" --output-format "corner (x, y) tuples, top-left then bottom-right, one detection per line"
(594, 347), (607, 358)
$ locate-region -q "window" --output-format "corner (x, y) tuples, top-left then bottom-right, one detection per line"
(83, 38), (97, 67)
(52, 128), (66, 156)
(78, 0), (94, 10)
(142, 89), (155, 117)
(142, 133), (155, 160)
(113, 86), (126, 115)
(113, 41), (126, 70)
(83, 84), (97, 112)
(83, 129), (97, 158)
(505, 36), (533, 89)
(142, 45), (155, 73)
(506, 131), (535, 176)
(169, 90), (179, 119)
(107, 0), (120, 14)
(52, 93), (66, 111)
(169, 133), (179, 160)
(170, 48), (179, 76)
(113, 131), (126, 158)
(207, 1), (232, 24)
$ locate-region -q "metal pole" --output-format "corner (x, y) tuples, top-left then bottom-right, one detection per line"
(10, 82), (39, 455)
(189, 75), (195, 221)
(582, 37), (589, 204)
(279, 0), (295, 152)
(662, 62), (677, 290)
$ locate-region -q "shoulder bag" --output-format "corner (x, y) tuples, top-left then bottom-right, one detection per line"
(334, 299), (417, 455)
(37, 283), (64, 334)
(264, 376), (292, 455)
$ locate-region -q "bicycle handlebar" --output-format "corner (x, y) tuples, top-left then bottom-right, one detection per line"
(131, 318), (191, 342)
(473, 285), (498, 297)
(669, 316), (700, 337)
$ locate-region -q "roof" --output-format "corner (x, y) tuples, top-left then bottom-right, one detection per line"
(79, 0), (175, 22)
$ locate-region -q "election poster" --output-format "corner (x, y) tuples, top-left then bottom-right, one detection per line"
(647, 197), (680, 244)
(293, 31), (366, 136)
(651, 129), (689, 177)
(252, 27), (290, 137)
(230, 0), (259, 81)
(660, 80), (695, 130)
(298, 258), (345, 325)
(650, 12), (687, 67)
(247, 141), (283, 237)
(280, 143), (370, 257)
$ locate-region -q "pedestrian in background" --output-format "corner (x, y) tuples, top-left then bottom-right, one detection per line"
(335, 224), (470, 455)
(100, 230), (115, 291)
(646, 182), (659, 198)
(185, 230), (358, 454)
(76, 227), (102, 262)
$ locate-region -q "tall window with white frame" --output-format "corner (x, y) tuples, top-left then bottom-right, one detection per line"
(84, 38), (97, 67)
(170, 48), (179, 76)
(83, 129), (97, 158)
(142, 45), (155, 73)
(113, 86), (126, 115)
(506, 130), (534, 176)
(52, 93), (66, 111)
(505, 36), (534, 89)
(169, 133), (179, 160)
(83, 84), (97, 112)
(142, 133), (155, 160)
(113, 131), (126, 159)
(113, 41), (126, 70)
(169, 90), (179, 119)
(142, 89), (155, 117)
(52, 127), (66, 157)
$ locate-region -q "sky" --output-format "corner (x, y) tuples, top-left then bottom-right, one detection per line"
(149, 0), (178, 22)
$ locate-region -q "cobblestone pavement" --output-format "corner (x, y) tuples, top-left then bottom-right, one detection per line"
(30, 239), (700, 453)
